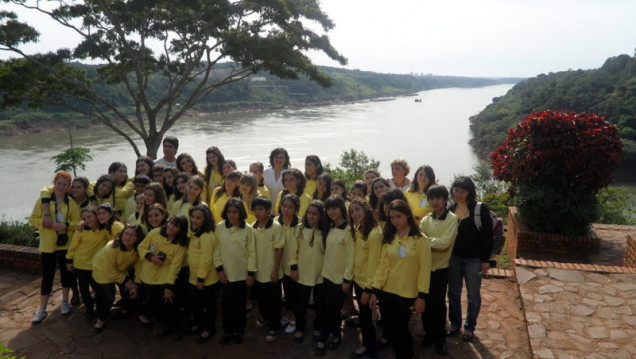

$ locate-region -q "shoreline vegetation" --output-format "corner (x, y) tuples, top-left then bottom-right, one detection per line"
(0, 64), (522, 137)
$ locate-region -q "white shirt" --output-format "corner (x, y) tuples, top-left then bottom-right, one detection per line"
(154, 157), (177, 168)
(263, 167), (284, 203)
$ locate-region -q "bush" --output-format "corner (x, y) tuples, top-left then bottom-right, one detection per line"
(0, 216), (38, 247)
(491, 110), (623, 235)
(596, 187), (636, 225)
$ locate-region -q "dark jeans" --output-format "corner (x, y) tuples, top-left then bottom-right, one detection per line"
(281, 275), (297, 313)
(317, 279), (345, 343)
(422, 267), (449, 344)
(40, 250), (76, 295)
(379, 291), (415, 359)
(295, 283), (322, 333)
(221, 280), (247, 334)
(448, 255), (482, 332)
(94, 282), (116, 321)
(146, 284), (179, 330)
(75, 269), (96, 311)
(188, 283), (218, 332)
(254, 280), (282, 332)
(353, 281), (377, 355)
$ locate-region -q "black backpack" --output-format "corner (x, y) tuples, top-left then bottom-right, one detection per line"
(474, 202), (505, 256)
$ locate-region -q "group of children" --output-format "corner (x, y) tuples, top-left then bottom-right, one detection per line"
(29, 138), (493, 359)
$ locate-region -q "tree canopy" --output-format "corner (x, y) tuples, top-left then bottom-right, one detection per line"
(0, 0), (347, 157)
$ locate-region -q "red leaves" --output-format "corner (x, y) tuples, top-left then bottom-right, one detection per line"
(490, 110), (623, 192)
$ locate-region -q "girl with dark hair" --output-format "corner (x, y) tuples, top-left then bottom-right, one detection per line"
(330, 179), (350, 211)
(349, 181), (367, 201)
(108, 162), (134, 215)
(142, 203), (168, 233)
(210, 170), (242, 222)
(274, 168), (311, 217)
(349, 199), (382, 358)
(144, 182), (168, 218)
(135, 156), (154, 177)
(315, 196), (353, 356)
(447, 176), (493, 342)
(70, 176), (93, 209)
(304, 155), (323, 198)
(222, 159), (238, 176)
(264, 147), (290, 203)
(313, 172), (332, 202)
(276, 194), (302, 335)
(369, 177), (390, 214)
(137, 215), (189, 340)
(66, 206), (110, 319)
(369, 199), (431, 359)
(203, 146), (226, 202)
(290, 200), (329, 343)
(187, 204), (218, 344)
(238, 174), (259, 225)
(30, 171), (81, 324)
(249, 162), (271, 200)
(214, 198), (257, 345)
(151, 164), (167, 186)
(377, 188), (407, 228)
(176, 153), (200, 176)
(172, 175), (205, 218)
(94, 175), (116, 207)
(163, 167), (180, 209)
(405, 165), (436, 222)
(97, 203), (125, 239)
(363, 170), (381, 196)
(173, 172), (192, 205)
(92, 224), (145, 331)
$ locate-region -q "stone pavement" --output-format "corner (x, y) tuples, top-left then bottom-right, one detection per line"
(517, 266), (636, 359)
(0, 269), (531, 359)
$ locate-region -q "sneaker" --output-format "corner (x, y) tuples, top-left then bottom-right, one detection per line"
(60, 300), (71, 316)
(280, 316), (290, 326)
(32, 310), (48, 324)
(255, 317), (268, 327)
(265, 330), (279, 342)
(284, 321), (296, 334)
(70, 294), (80, 306)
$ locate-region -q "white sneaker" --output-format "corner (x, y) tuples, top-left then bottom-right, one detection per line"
(265, 330), (279, 342)
(256, 317), (268, 327)
(32, 310), (48, 324)
(285, 321), (296, 334)
(60, 300), (71, 316)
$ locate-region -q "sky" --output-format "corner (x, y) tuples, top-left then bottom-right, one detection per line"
(3, 0), (636, 78)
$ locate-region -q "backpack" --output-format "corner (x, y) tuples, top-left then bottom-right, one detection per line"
(474, 202), (505, 256)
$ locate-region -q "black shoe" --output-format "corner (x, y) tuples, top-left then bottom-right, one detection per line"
(84, 309), (95, 320)
(219, 333), (232, 345)
(233, 332), (244, 344)
(196, 330), (214, 344)
(293, 331), (304, 344)
(153, 325), (169, 340)
(70, 295), (80, 306)
(422, 335), (434, 347)
(446, 327), (461, 337)
(327, 338), (341, 350)
(171, 329), (183, 342)
(316, 343), (326, 356)
(436, 341), (447, 355)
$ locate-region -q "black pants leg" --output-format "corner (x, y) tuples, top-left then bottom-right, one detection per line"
(255, 280), (282, 332)
(281, 275), (297, 313)
(147, 284), (179, 330)
(221, 281), (247, 334)
(57, 250), (76, 289)
(75, 269), (95, 310)
(94, 282), (116, 321)
(422, 267), (449, 344)
(188, 283), (218, 332)
(380, 291), (414, 359)
(318, 279), (345, 343)
(294, 283), (313, 333)
(354, 282), (377, 355)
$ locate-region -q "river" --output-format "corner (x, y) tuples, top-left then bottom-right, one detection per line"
(0, 84), (514, 221)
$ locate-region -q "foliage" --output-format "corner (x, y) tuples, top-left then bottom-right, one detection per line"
(51, 147), (92, 176)
(470, 54), (636, 167)
(324, 149), (379, 189)
(0, 0), (347, 158)
(0, 343), (25, 359)
(471, 161), (507, 199)
(0, 216), (37, 247)
(491, 110), (623, 235)
(491, 111), (623, 192)
(481, 192), (512, 223)
(595, 187), (636, 225)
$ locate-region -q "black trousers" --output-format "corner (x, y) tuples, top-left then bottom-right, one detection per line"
(422, 267), (449, 344)
(281, 275), (297, 313)
(94, 282), (116, 321)
(146, 284), (179, 330)
(75, 269), (96, 311)
(317, 279), (345, 343)
(295, 283), (321, 333)
(187, 283), (218, 332)
(254, 280), (282, 331)
(379, 291), (415, 359)
(353, 281), (377, 355)
(40, 250), (76, 295)
(221, 280), (247, 334)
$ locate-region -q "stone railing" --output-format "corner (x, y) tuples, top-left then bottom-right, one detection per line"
(0, 243), (41, 274)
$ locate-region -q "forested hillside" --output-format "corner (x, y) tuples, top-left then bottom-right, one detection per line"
(0, 63), (518, 135)
(469, 54), (636, 166)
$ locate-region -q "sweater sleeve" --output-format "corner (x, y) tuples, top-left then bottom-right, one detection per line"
(371, 243), (389, 292)
(246, 227), (257, 274)
(364, 227), (383, 290)
(197, 232), (215, 281)
(343, 229), (355, 283)
(417, 237), (432, 298)
(479, 203), (494, 262)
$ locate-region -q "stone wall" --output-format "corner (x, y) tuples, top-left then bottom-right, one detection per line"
(0, 244), (40, 274)
(625, 234), (636, 268)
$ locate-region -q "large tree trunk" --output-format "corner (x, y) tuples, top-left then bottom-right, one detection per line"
(144, 132), (163, 159)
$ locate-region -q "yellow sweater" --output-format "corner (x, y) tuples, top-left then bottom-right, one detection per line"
(66, 228), (110, 270)
(253, 218), (285, 283)
(371, 234), (431, 299)
(188, 231), (218, 286)
(213, 221), (257, 282)
(352, 226), (383, 290)
(114, 180), (135, 214)
(29, 194), (81, 253)
(321, 223), (354, 285)
(405, 191), (433, 221)
(289, 226), (325, 286)
(205, 170), (223, 203)
(274, 191), (312, 218)
(210, 188), (233, 223)
(304, 179), (317, 198)
(419, 210), (458, 271)
(137, 228), (187, 286)
(92, 241), (138, 284)
(275, 216), (300, 276)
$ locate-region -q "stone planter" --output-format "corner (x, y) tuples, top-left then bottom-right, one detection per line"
(506, 207), (600, 259)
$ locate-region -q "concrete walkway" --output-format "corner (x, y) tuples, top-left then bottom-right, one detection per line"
(0, 270), (531, 359)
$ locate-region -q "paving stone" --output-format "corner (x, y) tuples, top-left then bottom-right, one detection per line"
(539, 285), (564, 294)
(588, 326), (608, 339)
(571, 305), (595, 316)
(582, 298), (605, 307)
(528, 324), (546, 339)
(624, 345), (636, 354)
(547, 268), (585, 283)
(613, 305), (632, 315)
(598, 342), (619, 349)
(613, 283), (636, 291)
(596, 307), (616, 319)
(568, 332), (592, 344)
(609, 330), (628, 341)
(602, 287), (617, 296)
(534, 268), (548, 276)
(585, 272), (613, 283)
(535, 348), (555, 359)
(585, 354), (609, 359)
(517, 267), (538, 284)
(554, 351), (576, 359)
(604, 296), (626, 306)
(623, 315), (636, 326)
(617, 350), (632, 359)
(585, 292), (604, 301)
(563, 286), (578, 292)
(487, 320), (501, 330)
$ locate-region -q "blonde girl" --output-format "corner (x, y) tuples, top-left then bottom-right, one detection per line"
(249, 161), (271, 200)
(210, 170), (241, 222)
(405, 165), (436, 222)
(238, 174), (259, 225)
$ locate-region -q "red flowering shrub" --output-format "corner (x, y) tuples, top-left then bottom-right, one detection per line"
(491, 110), (623, 192)
(490, 110), (623, 235)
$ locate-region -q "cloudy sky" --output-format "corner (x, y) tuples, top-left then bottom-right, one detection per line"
(4, 0), (636, 78)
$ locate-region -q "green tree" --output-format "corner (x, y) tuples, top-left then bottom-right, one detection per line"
(0, 0), (346, 158)
(325, 149), (379, 189)
(52, 147), (92, 176)
(595, 187), (636, 225)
